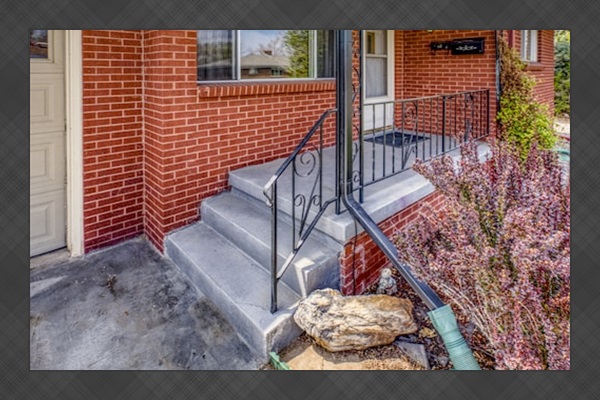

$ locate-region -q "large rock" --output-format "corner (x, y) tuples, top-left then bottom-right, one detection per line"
(293, 288), (417, 352)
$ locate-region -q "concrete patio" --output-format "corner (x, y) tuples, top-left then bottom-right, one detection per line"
(30, 238), (261, 370)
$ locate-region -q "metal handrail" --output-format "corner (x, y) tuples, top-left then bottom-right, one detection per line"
(262, 89), (490, 313)
(263, 108), (338, 206)
(262, 108), (338, 313)
(356, 89), (490, 201)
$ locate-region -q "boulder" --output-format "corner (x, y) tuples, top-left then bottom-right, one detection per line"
(293, 288), (417, 352)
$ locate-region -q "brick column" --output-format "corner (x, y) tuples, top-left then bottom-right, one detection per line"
(142, 30), (201, 251)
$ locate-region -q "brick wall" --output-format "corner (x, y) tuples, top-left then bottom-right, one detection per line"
(81, 30), (337, 252)
(512, 30), (555, 114)
(141, 30), (199, 251)
(402, 30), (498, 137)
(82, 30), (144, 252)
(338, 191), (446, 295)
(80, 29), (553, 254)
(140, 30), (337, 251)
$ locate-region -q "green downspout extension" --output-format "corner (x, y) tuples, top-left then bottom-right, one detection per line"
(336, 30), (480, 370)
(428, 305), (481, 370)
(268, 352), (291, 370)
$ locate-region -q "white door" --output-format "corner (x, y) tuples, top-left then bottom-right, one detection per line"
(30, 30), (66, 257)
(362, 30), (395, 132)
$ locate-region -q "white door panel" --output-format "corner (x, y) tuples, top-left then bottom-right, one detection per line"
(30, 132), (65, 195)
(30, 190), (66, 256)
(362, 30), (395, 132)
(30, 74), (65, 135)
(30, 30), (66, 257)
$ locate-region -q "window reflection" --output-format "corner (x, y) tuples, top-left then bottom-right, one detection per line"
(30, 30), (48, 59)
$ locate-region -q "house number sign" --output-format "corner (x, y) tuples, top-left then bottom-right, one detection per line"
(451, 38), (485, 55)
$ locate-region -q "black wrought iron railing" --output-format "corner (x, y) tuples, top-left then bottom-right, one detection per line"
(263, 89), (490, 313)
(355, 89), (490, 202)
(262, 108), (338, 313)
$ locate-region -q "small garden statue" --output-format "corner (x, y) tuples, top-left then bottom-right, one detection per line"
(376, 267), (397, 295)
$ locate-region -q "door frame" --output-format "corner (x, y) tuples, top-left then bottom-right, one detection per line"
(65, 30), (84, 256)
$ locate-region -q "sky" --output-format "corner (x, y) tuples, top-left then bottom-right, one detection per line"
(240, 30), (287, 56)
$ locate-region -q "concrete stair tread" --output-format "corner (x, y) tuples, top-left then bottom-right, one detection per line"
(203, 191), (339, 263)
(227, 149), (432, 242)
(228, 142), (490, 243)
(165, 222), (302, 358)
(202, 191), (341, 297)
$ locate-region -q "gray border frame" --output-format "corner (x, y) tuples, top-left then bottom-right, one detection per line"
(2, 0), (596, 398)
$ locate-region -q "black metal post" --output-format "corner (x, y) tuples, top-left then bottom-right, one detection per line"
(270, 182), (278, 313)
(335, 39), (343, 215)
(336, 31), (354, 198)
(336, 29), (444, 311)
(487, 89), (490, 136)
(441, 96), (446, 153)
(336, 31), (351, 208)
(358, 34), (364, 203)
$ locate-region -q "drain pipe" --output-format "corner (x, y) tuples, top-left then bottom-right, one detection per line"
(495, 30), (502, 116)
(336, 30), (480, 370)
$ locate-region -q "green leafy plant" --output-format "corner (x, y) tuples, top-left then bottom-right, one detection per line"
(554, 37), (570, 116)
(395, 139), (570, 370)
(283, 30), (310, 78)
(497, 39), (556, 160)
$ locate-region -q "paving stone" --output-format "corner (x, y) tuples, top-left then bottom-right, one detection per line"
(393, 339), (430, 370)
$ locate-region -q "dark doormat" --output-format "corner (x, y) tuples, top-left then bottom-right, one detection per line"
(364, 131), (429, 148)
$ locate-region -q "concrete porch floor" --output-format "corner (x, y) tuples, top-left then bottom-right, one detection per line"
(30, 238), (261, 370)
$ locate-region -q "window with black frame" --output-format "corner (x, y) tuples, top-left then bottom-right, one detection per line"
(197, 30), (335, 82)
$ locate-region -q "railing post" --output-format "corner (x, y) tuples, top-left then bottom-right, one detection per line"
(441, 95), (446, 153)
(336, 30), (354, 212)
(464, 92), (468, 141)
(339, 31), (355, 202)
(487, 89), (490, 136)
(335, 45), (342, 215)
(358, 32), (364, 204)
(270, 182), (278, 313)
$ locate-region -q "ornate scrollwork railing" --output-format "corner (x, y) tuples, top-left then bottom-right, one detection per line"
(354, 89), (490, 198)
(262, 90), (489, 313)
(262, 108), (337, 312)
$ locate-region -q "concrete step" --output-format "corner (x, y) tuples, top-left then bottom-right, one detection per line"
(228, 142), (490, 244)
(228, 156), (337, 222)
(202, 191), (340, 297)
(165, 222), (302, 362)
(228, 156), (350, 242)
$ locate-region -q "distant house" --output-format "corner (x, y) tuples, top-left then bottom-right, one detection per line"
(240, 53), (291, 78)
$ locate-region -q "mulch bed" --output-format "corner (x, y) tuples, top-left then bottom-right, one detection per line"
(363, 267), (496, 370)
(266, 267), (496, 370)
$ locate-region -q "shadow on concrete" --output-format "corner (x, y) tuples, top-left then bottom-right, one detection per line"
(30, 237), (260, 370)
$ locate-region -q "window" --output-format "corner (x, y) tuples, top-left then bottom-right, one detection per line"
(364, 30), (391, 99)
(197, 30), (335, 82)
(521, 30), (538, 62)
(362, 30), (394, 131)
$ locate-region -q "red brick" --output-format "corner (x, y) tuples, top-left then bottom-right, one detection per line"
(81, 29), (553, 257)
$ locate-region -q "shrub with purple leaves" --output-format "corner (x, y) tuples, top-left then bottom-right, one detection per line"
(395, 140), (570, 369)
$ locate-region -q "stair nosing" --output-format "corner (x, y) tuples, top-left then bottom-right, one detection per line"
(165, 223), (302, 356)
